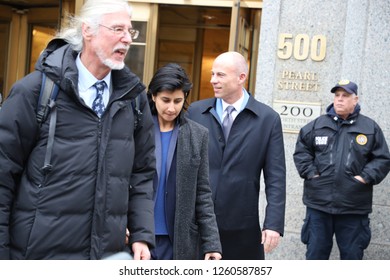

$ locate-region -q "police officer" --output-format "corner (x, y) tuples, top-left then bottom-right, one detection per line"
(293, 80), (390, 259)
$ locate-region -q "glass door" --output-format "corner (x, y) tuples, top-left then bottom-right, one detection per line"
(156, 4), (231, 102)
(0, 22), (10, 103)
(229, 0), (261, 94)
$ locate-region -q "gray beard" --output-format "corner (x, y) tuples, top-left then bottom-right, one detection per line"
(96, 47), (125, 70)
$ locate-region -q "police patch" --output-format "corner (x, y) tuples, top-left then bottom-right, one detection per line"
(356, 134), (368, 145)
(315, 136), (328, 145)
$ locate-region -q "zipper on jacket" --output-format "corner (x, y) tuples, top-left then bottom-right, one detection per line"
(96, 119), (103, 154)
(345, 138), (354, 168)
(332, 121), (343, 170)
(329, 143), (334, 166)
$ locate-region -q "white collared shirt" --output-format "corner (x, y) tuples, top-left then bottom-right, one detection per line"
(76, 54), (111, 109)
(221, 94), (244, 121)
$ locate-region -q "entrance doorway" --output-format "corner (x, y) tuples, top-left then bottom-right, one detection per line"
(155, 4), (260, 102)
(0, 1), (261, 103)
(156, 4), (230, 102)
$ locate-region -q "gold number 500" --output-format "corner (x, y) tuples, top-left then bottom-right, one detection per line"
(277, 33), (327, 61)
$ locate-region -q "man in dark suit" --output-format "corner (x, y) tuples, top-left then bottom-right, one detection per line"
(187, 51), (286, 260)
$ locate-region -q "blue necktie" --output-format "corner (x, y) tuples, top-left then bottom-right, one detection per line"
(222, 106), (235, 139)
(92, 81), (106, 118)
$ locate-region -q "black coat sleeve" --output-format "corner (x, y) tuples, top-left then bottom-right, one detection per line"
(0, 72), (41, 259)
(127, 91), (156, 249)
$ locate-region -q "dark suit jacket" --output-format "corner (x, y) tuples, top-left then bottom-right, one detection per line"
(187, 95), (286, 259)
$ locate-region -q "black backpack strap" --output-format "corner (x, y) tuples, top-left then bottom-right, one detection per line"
(37, 73), (59, 125)
(37, 73), (60, 174)
(41, 99), (57, 174)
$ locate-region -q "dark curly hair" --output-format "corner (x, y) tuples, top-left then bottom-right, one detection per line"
(147, 63), (192, 119)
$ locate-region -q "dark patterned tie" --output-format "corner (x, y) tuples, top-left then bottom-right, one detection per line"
(222, 105), (235, 139)
(92, 81), (106, 118)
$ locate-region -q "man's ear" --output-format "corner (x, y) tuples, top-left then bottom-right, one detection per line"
(354, 95), (359, 104)
(238, 72), (247, 85)
(82, 23), (93, 40)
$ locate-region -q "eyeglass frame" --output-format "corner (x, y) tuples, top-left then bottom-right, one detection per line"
(98, 24), (139, 40)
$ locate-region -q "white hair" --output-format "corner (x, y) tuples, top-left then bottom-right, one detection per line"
(56, 0), (133, 52)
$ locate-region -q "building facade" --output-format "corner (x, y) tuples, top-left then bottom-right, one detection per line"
(257, 0), (390, 260)
(0, 0), (389, 259)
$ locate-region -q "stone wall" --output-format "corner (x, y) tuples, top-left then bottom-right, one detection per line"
(255, 0), (390, 260)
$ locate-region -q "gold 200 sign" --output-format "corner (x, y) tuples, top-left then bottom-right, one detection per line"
(277, 33), (327, 61)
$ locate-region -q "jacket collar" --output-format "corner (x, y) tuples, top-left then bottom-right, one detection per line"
(201, 93), (261, 118)
(326, 103), (361, 123)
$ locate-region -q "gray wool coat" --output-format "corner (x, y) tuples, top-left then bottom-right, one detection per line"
(153, 116), (222, 259)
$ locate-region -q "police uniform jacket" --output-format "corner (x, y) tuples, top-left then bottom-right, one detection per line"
(294, 104), (390, 214)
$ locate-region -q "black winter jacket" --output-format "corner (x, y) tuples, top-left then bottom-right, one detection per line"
(0, 39), (156, 259)
(294, 104), (390, 214)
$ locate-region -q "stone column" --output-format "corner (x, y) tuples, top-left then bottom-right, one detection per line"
(256, 0), (390, 259)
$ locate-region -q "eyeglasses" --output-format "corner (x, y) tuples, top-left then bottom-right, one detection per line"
(99, 24), (139, 40)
